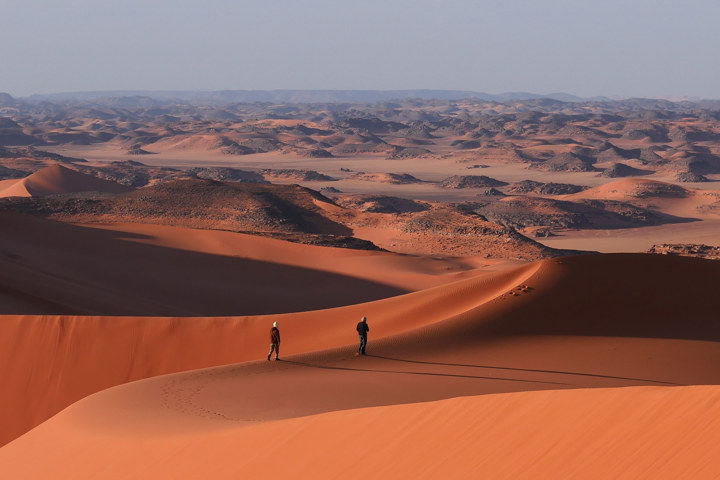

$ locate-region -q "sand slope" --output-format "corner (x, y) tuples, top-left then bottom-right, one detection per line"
(1, 211), (478, 316)
(0, 259), (536, 445)
(1, 252), (720, 468)
(0, 164), (131, 198)
(564, 177), (718, 217)
(3, 384), (720, 479)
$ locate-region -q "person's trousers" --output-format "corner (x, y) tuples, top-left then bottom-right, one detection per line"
(358, 335), (367, 354)
(268, 343), (279, 358)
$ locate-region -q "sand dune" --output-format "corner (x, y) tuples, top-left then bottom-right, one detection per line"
(0, 164), (130, 198)
(0, 257), (536, 445)
(0, 211), (480, 316)
(143, 134), (227, 152)
(564, 177), (720, 215)
(1, 252), (719, 475)
(566, 178), (691, 201)
(3, 384), (720, 479)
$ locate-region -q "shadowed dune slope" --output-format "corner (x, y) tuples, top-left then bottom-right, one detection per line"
(0, 164), (131, 198)
(1, 252), (720, 462)
(0, 211), (419, 316)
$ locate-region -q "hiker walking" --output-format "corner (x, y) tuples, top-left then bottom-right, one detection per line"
(356, 316), (369, 355)
(268, 321), (280, 361)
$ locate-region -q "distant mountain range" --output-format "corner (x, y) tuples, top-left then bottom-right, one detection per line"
(13, 89), (617, 105)
(0, 90), (713, 111)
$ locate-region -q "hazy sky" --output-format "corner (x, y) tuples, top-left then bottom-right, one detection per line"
(2, 0), (720, 98)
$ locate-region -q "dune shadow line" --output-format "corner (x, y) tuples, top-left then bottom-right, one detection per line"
(281, 360), (569, 386)
(367, 355), (681, 386)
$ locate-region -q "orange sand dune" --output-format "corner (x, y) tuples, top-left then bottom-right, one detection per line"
(3, 384), (720, 479)
(567, 178), (688, 200)
(564, 177), (719, 217)
(0, 163), (130, 198)
(144, 133), (235, 152)
(0, 259), (537, 445)
(1, 252), (719, 459)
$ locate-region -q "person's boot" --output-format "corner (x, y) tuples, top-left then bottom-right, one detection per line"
(267, 354), (271, 361)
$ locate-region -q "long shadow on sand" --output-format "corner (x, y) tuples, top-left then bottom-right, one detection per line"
(281, 359), (570, 386)
(0, 212), (408, 316)
(366, 355), (681, 386)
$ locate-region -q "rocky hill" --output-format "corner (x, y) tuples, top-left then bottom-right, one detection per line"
(0, 178), (563, 259)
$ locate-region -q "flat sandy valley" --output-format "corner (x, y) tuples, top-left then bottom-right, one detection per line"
(1, 95), (720, 478)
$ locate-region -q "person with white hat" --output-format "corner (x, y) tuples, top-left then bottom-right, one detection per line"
(267, 321), (280, 361)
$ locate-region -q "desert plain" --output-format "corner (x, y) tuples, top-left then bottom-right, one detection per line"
(1, 92), (720, 478)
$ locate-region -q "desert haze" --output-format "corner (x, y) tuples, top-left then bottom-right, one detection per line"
(1, 92), (720, 478)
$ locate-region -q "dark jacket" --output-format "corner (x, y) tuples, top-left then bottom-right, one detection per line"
(356, 321), (369, 336)
(270, 327), (280, 344)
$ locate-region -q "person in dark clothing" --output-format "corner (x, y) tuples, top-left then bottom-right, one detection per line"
(356, 316), (369, 355)
(267, 321), (280, 360)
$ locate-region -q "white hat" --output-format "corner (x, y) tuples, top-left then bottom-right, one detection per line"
(273, 321), (278, 327)
(361, 316), (366, 321)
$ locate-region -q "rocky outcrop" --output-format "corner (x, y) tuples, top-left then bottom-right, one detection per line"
(648, 244), (720, 260)
(440, 175), (508, 189)
(600, 163), (653, 178)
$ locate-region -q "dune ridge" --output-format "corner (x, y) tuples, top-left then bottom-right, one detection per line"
(0, 259), (538, 445)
